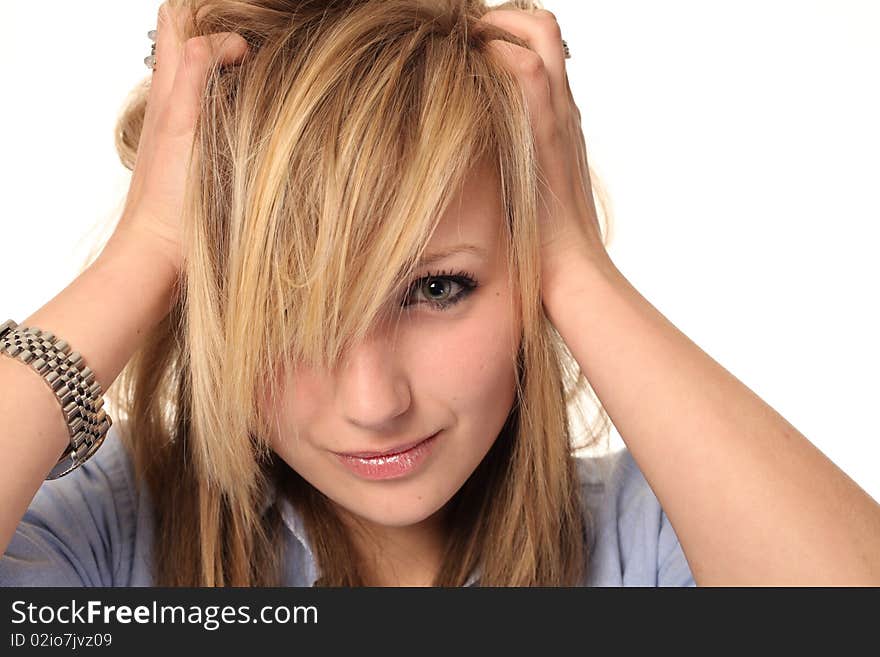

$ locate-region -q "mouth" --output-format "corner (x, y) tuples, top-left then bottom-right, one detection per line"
(333, 431), (441, 481)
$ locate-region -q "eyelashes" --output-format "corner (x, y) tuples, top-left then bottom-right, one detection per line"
(402, 268), (479, 311)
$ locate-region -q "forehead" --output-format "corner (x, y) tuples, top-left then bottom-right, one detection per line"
(423, 158), (505, 257)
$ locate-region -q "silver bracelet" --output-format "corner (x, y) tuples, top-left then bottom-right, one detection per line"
(0, 319), (112, 479)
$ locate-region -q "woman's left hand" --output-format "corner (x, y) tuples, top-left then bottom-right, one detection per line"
(480, 8), (612, 294)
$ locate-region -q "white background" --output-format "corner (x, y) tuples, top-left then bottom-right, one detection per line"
(1, 1), (877, 501)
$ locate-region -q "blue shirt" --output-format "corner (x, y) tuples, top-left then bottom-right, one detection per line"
(0, 427), (695, 587)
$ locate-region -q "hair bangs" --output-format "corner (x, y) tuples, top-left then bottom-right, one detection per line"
(242, 1), (509, 382)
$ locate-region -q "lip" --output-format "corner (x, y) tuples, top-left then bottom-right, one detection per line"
(334, 431), (441, 480)
(337, 434), (436, 459)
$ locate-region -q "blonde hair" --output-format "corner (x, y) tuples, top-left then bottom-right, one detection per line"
(99, 0), (614, 586)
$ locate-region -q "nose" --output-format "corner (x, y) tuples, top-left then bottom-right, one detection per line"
(335, 330), (412, 430)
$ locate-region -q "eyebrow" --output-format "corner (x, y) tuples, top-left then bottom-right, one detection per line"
(416, 244), (488, 267)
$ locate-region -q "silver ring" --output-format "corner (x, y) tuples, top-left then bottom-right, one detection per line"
(145, 29), (157, 70)
(562, 39), (571, 59)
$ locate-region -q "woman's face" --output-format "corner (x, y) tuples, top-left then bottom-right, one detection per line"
(263, 163), (521, 530)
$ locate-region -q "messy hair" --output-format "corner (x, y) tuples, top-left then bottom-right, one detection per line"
(98, 0), (614, 585)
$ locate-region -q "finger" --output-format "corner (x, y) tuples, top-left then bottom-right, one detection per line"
(485, 39), (558, 146)
(150, 2), (191, 104)
(163, 32), (249, 139)
(480, 9), (571, 124)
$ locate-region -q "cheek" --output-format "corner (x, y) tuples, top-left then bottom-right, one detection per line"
(259, 365), (326, 449)
(416, 289), (520, 415)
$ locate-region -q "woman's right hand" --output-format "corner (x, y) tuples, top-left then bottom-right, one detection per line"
(108, 1), (249, 273)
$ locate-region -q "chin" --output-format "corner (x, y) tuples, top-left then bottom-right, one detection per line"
(332, 483), (454, 529)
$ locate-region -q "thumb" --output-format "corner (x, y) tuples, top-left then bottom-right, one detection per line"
(164, 32), (249, 138)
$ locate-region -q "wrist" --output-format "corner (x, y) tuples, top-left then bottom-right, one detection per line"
(96, 229), (183, 313)
(542, 243), (620, 310)
(541, 242), (621, 294)
(100, 226), (182, 281)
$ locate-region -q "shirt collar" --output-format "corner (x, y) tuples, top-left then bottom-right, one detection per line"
(265, 479), (481, 586)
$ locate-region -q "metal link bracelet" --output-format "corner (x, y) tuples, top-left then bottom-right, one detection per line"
(0, 319), (112, 479)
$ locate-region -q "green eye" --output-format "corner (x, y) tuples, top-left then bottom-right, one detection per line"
(403, 270), (479, 311)
(422, 278), (456, 302)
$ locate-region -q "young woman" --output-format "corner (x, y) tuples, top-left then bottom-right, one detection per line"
(1, 0), (878, 587)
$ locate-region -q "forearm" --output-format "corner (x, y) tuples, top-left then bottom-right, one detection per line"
(545, 252), (880, 585)
(0, 231), (179, 553)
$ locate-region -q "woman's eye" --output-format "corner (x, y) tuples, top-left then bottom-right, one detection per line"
(403, 271), (478, 311)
